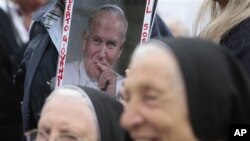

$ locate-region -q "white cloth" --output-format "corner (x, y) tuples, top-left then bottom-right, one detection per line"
(0, 0), (29, 43)
(63, 59), (124, 98)
(41, 0), (64, 52)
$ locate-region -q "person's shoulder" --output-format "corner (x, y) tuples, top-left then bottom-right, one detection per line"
(237, 17), (250, 32)
(232, 17), (250, 33)
(226, 17), (250, 35)
(221, 17), (250, 45)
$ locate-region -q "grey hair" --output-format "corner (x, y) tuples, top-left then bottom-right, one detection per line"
(87, 4), (128, 43)
(44, 85), (100, 140)
(131, 39), (172, 62)
(46, 85), (91, 105)
(130, 40), (186, 89)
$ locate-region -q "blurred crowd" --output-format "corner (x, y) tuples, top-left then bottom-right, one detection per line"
(0, 0), (250, 141)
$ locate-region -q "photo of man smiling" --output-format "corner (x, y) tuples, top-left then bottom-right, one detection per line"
(63, 4), (128, 98)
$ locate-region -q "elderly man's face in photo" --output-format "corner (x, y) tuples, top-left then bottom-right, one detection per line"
(37, 94), (98, 141)
(121, 45), (196, 141)
(82, 11), (125, 80)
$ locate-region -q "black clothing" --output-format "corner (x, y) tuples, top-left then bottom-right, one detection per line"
(0, 7), (27, 141)
(0, 39), (22, 141)
(0, 8), (27, 74)
(164, 38), (250, 141)
(220, 17), (250, 77)
(81, 86), (132, 141)
(29, 40), (58, 129)
(150, 14), (173, 39)
(21, 21), (58, 131)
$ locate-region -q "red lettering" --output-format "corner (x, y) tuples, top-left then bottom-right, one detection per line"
(61, 48), (65, 55)
(146, 6), (152, 13)
(67, 3), (71, 11)
(64, 0), (73, 25)
(63, 35), (68, 42)
(147, 0), (151, 5)
(57, 68), (63, 86)
(143, 32), (147, 38)
(144, 23), (149, 30)
(68, 0), (73, 3)
(65, 17), (71, 25)
(57, 0), (74, 87)
(64, 25), (69, 31)
(65, 11), (71, 24)
(59, 55), (65, 67)
(57, 48), (66, 86)
(141, 38), (146, 42)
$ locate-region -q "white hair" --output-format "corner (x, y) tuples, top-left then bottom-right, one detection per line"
(87, 4), (128, 43)
(44, 85), (100, 140)
(131, 40), (185, 84)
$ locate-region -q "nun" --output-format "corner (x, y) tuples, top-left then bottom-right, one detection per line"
(25, 85), (132, 141)
(121, 38), (250, 141)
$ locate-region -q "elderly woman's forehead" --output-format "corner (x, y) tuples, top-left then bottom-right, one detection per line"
(129, 42), (178, 71)
(45, 88), (90, 108)
(50, 86), (87, 99)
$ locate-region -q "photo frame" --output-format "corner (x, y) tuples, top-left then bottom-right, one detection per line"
(56, 0), (157, 99)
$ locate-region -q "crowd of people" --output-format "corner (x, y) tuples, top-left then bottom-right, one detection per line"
(0, 0), (249, 141)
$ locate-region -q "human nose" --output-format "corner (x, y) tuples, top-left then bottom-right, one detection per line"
(120, 100), (144, 131)
(97, 44), (106, 59)
(47, 133), (57, 141)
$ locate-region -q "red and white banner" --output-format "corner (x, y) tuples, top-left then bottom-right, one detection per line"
(55, 0), (74, 87)
(140, 0), (155, 43)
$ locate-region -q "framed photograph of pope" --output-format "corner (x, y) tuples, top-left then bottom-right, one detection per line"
(56, 0), (157, 99)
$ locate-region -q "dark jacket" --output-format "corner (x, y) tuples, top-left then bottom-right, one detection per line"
(0, 38), (22, 141)
(21, 8), (173, 132)
(21, 21), (58, 132)
(0, 8), (25, 141)
(220, 17), (250, 77)
(0, 8), (27, 74)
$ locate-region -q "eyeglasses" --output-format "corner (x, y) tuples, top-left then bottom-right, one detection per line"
(25, 129), (86, 141)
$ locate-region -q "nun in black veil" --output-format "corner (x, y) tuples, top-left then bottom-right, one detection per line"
(83, 86), (132, 141)
(25, 85), (132, 141)
(121, 38), (250, 141)
(164, 38), (250, 140)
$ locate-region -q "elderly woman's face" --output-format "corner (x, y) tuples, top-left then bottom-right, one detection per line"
(121, 46), (196, 141)
(38, 95), (98, 141)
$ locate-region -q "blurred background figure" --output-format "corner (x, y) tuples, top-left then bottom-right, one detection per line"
(194, 0), (250, 77)
(121, 38), (250, 141)
(25, 85), (132, 141)
(0, 0), (47, 73)
(150, 14), (173, 39)
(157, 0), (202, 37)
(0, 39), (22, 141)
(166, 17), (188, 37)
(0, 0), (47, 140)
